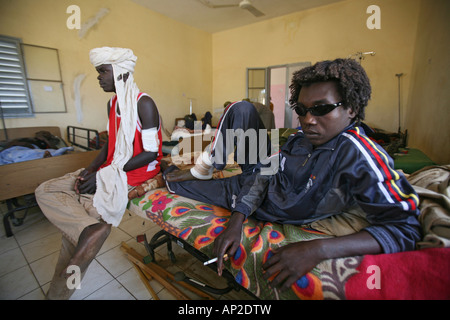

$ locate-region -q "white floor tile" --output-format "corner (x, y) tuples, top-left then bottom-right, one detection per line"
(0, 234), (19, 255)
(29, 251), (59, 286)
(97, 227), (132, 256)
(0, 246), (28, 277)
(18, 287), (46, 300)
(84, 279), (136, 300)
(0, 265), (40, 299)
(14, 218), (59, 246)
(20, 232), (61, 263)
(69, 259), (114, 300)
(117, 265), (165, 300)
(118, 213), (159, 239)
(96, 245), (133, 278)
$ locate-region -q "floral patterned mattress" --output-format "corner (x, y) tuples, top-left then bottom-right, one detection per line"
(127, 164), (450, 300)
(127, 189), (449, 300)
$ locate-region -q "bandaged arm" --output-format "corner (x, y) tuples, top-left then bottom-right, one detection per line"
(142, 127), (160, 152)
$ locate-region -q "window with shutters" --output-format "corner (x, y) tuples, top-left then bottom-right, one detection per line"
(0, 35), (33, 118)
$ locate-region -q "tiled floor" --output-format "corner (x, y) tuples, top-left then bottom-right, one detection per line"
(0, 199), (255, 300)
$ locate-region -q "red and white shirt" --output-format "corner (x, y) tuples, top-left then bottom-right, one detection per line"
(101, 92), (163, 186)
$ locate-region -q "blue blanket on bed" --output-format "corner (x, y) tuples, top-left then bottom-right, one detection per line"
(0, 146), (74, 165)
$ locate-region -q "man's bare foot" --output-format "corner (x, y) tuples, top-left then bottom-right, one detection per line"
(61, 222), (111, 277)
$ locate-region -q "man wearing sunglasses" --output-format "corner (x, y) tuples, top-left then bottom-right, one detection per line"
(164, 58), (421, 292)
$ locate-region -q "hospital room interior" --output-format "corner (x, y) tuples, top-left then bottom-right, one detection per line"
(0, 0), (449, 301)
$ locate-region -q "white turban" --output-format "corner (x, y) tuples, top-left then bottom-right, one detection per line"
(90, 47), (140, 227)
(89, 47), (137, 73)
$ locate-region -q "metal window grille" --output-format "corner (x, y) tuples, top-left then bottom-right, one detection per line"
(0, 36), (33, 117)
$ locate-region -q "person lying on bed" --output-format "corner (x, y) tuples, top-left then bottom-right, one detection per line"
(163, 58), (421, 292)
(35, 47), (163, 300)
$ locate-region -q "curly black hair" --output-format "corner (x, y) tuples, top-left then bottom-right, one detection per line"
(289, 58), (371, 122)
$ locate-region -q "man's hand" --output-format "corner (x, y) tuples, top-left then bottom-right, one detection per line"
(262, 231), (382, 292)
(262, 240), (324, 292)
(213, 212), (245, 276)
(75, 169), (97, 194)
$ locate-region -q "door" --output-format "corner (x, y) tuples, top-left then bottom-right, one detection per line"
(268, 62), (310, 128)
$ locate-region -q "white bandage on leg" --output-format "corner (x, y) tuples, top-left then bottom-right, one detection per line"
(142, 127), (159, 152)
(190, 150), (213, 180)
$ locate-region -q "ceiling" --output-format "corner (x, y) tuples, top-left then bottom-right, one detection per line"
(131, 0), (346, 33)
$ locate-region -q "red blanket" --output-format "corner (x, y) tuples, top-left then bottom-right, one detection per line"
(345, 248), (450, 300)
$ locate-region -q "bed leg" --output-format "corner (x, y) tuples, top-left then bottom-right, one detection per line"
(166, 238), (176, 263)
(137, 230), (176, 263)
(2, 196), (38, 237)
(3, 208), (13, 238)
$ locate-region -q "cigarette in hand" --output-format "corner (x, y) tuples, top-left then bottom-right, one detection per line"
(203, 254), (228, 266)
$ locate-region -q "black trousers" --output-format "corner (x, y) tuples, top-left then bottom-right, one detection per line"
(166, 100), (272, 209)
(210, 100), (271, 173)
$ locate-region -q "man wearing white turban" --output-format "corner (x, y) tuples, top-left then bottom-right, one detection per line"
(35, 47), (163, 299)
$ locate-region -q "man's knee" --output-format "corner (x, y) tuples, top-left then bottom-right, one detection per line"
(35, 181), (48, 200)
(230, 100), (258, 118)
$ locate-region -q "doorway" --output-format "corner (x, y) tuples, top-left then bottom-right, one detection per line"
(268, 62), (310, 128)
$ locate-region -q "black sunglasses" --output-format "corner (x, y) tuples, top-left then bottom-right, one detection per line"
(294, 102), (343, 117)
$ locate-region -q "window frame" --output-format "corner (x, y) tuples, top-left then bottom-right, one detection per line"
(246, 68), (267, 104)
